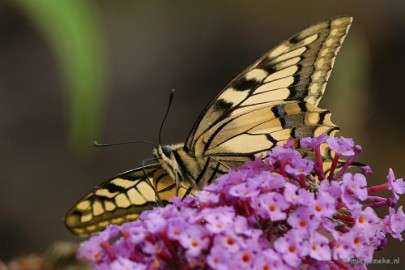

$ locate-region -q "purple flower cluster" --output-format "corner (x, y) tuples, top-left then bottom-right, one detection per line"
(78, 135), (405, 270)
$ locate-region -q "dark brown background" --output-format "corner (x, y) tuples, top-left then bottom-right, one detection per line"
(1, 1), (404, 268)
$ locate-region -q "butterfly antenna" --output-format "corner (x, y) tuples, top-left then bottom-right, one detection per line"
(159, 89), (175, 145)
(94, 140), (158, 150)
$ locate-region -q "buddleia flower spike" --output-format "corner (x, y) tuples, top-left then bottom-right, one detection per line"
(78, 135), (405, 269)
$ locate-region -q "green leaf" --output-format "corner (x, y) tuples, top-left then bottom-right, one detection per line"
(14, 0), (108, 153)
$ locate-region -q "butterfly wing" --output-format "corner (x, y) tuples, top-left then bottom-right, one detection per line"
(65, 164), (191, 237)
(185, 16), (352, 163)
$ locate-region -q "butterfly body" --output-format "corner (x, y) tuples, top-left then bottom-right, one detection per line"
(154, 144), (228, 189)
(66, 16), (353, 237)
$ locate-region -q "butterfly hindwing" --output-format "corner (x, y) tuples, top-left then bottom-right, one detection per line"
(185, 17), (352, 161)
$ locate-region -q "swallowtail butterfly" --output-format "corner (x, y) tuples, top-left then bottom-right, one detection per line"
(65, 16), (352, 236)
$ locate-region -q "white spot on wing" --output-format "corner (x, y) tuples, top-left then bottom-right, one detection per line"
(111, 178), (137, 189)
(243, 88), (290, 106)
(263, 76), (294, 88)
(268, 44), (290, 58)
(127, 188), (147, 204)
(136, 181), (157, 201)
(271, 47), (306, 64)
(77, 200), (90, 211)
(245, 68), (268, 81)
(325, 37), (337, 47)
(95, 189), (118, 198)
(299, 34), (318, 46)
(81, 213), (92, 223)
(264, 65), (298, 83)
(92, 201), (104, 216)
(115, 193), (131, 208)
(104, 201), (116, 211)
(274, 57), (301, 69)
(218, 88), (249, 106)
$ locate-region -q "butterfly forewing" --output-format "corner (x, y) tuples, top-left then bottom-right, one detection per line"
(185, 16), (352, 158)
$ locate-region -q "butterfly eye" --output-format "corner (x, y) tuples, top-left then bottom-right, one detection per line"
(162, 145), (172, 157)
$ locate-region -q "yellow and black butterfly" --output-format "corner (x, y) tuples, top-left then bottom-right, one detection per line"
(65, 16), (352, 237)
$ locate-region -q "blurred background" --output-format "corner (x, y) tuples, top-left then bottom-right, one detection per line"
(0, 0), (404, 268)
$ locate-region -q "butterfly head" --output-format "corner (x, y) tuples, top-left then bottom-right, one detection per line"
(154, 143), (185, 183)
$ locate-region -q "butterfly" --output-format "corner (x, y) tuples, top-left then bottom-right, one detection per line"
(65, 16), (353, 237)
